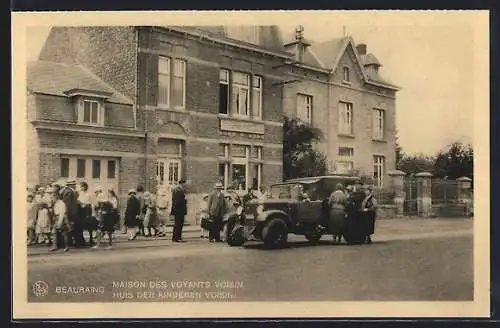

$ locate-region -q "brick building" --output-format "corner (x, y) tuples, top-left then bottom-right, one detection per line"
(282, 27), (400, 187)
(30, 26), (289, 217)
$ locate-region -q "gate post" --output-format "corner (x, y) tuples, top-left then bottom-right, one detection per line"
(415, 172), (433, 217)
(457, 176), (473, 216)
(388, 170), (406, 216)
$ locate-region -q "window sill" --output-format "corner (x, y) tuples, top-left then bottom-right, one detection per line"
(78, 122), (104, 127)
(341, 80), (351, 86)
(218, 114), (263, 123)
(372, 138), (387, 143)
(338, 133), (355, 139)
(157, 105), (186, 112)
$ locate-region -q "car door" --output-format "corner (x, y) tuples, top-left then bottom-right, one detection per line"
(297, 200), (323, 223)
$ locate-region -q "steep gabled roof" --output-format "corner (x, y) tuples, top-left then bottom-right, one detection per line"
(27, 60), (133, 105)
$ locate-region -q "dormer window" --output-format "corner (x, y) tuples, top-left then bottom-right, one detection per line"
(77, 98), (104, 126)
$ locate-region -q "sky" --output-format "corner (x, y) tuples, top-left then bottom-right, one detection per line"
(25, 17), (476, 155)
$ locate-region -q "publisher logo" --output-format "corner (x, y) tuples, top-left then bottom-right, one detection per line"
(32, 281), (49, 297)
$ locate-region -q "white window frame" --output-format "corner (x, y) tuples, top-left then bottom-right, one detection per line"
(156, 158), (182, 187)
(297, 93), (313, 124)
(231, 72), (251, 118)
(60, 157), (119, 185)
(252, 75), (263, 120)
(338, 101), (353, 135)
(172, 59), (186, 109)
(158, 56), (171, 107)
(219, 69), (230, 115)
(336, 146), (355, 174)
(373, 155), (385, 188)
(372, 108), (385, 140)
(78, 99), (103, 126)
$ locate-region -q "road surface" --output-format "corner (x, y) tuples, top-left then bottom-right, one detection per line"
(27, 218), (473, 302)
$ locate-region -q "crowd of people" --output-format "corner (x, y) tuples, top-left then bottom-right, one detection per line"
(26, 176), (375, 250)
(326, 180), (378, 244)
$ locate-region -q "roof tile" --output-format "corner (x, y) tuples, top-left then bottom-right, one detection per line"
(27, 60), (133, 105)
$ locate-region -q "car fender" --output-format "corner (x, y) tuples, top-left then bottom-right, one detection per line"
(258, 209), (290, 225)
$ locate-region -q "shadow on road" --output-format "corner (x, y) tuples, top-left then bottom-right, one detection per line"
(242, 239), (389, 250)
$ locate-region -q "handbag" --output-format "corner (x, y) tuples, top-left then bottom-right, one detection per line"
(201, 216), (211, 230)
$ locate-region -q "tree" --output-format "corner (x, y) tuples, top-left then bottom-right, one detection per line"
(433, 142), (473, 180)
(395, 130), (403, 166)
(397, 154), (436, 175)
(283, 115), (328, 179)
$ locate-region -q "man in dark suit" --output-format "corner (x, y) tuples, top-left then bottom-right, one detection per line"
(170, 179), (187, 242)
(60, 178), (83, 247)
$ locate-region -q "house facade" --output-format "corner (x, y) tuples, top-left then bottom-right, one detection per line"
(31, 26), (289, 217)
(282, 27), (400, 188)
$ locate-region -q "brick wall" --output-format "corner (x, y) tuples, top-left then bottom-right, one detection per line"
(27, 92), (39, 186)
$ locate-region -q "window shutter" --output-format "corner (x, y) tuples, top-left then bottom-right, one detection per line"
(372, 110), (377, 139)
(77, 98), (84, 123)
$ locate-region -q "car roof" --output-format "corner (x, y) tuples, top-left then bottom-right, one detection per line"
(272, 175), (360, 187)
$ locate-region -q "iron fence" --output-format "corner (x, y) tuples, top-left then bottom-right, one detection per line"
(431, 179), (459, 204)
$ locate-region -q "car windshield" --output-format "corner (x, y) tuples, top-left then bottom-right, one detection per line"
(270, 184), (294, 199)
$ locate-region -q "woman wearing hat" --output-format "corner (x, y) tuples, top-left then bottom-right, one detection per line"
(93, 189), (118, 249)
(361, 185), (378, 244)
(124, 189), (141, 240)
(142, 191), (160, 238)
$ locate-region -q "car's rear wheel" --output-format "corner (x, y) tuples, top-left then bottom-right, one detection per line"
(262, 218), (288, 248)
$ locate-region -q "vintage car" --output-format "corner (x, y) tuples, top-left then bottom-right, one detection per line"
(223, 175), (371, 247)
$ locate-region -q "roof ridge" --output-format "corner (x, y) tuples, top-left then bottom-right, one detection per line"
(76, 64), (134, 104)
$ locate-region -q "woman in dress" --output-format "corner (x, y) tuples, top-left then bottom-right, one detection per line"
(92, 189), (116, 249)
(328, 183), (348, 244)
(27, 192), (37, 245)
(199, 193), (209, 239)
(142, 192), (160, 237)
(35, 187), (52, 245)
(124, 189), (141, 240)
(49, 186), (70, 252)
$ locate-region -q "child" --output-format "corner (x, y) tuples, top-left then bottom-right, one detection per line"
(49, 186), (70, 252)
(27, 192), (37, 245)
(93, 190), (116, 249)
(35, 187), (52, 245)
(199, 193), (209, 239)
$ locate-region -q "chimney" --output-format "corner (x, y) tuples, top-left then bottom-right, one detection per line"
(356, 43), (367, 55)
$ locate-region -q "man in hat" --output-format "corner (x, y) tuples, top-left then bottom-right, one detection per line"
(60, 178), (82, 247)
(170, 179), (188, 242)
(206, 181), (227, 242)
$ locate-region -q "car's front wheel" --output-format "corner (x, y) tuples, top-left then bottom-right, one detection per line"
(304, 230), (322, 242)
(262, 218), (288, 248)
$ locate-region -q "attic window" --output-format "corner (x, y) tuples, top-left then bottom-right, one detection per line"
(343, 67), (350, 82)
(78, 99), (103, 126)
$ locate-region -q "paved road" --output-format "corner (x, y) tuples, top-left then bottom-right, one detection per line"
(27, 218), (473, 302)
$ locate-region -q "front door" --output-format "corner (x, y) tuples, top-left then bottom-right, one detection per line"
(157, 158), (182, 187)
